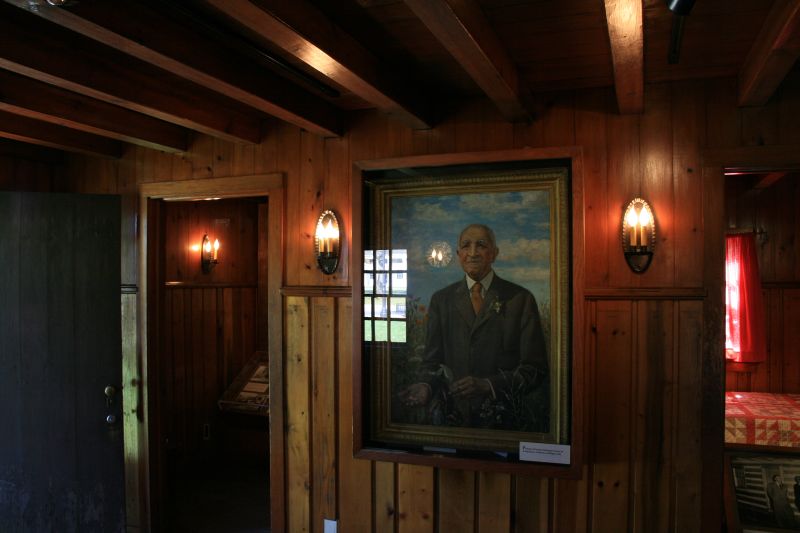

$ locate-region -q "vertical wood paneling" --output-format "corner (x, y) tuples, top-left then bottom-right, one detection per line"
(374, 461), (396, 533)
(171, 289), (186, 449)
(782, 290), (800, 391)
(541, 93), (576, 147)
(592, 300), (632, 533)
(477, 472), (511, 532)
(312, 298), (337, 531)
(704, 77), (741, 148)
(741, 96), (780, 147)
(671, 81), (705, 287)
(606, 113), (639, 288)
(324, 136), (351, 285)
(397, 464), (434, 533)
(633, 300), (674, 532)
(296, 131), (326, 287)
(673, 301), (703, 532)
(552, 469), (589, 533)
(778, 71), (800, 145)
(336, 298), (373, 533)
(514, 476), (549, 533)
(56, 77), (800, 533)
(286, 297), (311, 533)
(640, 84), (675, 286)
(575, 89), (610, 287)
(439, 469), (476, 532)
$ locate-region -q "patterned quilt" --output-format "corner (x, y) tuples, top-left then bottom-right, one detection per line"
(725, 392), (800, 448)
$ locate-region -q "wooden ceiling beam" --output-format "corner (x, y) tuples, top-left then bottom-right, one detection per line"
(4, 0), (342, 137)
(0, 111), (122, 158)
(603, 0), (644, 114)
(0, 2), (261, 144)
(0, 69), (187, 153)
(738, 0), (800, 107)
(404, 0), (530, 122)
(203, 0), (434, 129)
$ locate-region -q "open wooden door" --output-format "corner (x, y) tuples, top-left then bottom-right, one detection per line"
(0, 192), (125, 532)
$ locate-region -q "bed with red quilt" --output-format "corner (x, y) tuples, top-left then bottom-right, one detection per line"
(725, 391), (800, 448)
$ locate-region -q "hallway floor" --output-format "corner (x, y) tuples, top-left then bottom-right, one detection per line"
(167, 457), (270, 533)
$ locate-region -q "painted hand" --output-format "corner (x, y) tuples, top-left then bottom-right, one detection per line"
(449, 376), (491, 398)
(398, 382), (431, 407)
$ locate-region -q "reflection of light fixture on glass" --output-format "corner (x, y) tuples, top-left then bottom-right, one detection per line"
(201, 234), (220, 273)
(315, 209), (340, 274)
(426, 241), (453, 268)
(621, 198), (656, 273)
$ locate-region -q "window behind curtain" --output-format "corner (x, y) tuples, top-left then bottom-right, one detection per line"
(725, 234), (766, 362)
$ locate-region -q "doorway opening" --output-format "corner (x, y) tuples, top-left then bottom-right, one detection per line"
(135, 174), (285, 532)
(153, 196), (268, 532)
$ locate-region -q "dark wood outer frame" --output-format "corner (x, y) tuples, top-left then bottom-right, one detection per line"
(351, 147), (585, 477)
(723, 446), (800, 533)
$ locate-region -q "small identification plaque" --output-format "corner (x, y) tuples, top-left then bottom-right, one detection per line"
(519, 442), (570, 464)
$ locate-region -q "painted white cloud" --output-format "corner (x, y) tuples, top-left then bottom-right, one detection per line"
(496, 237), (550, 263)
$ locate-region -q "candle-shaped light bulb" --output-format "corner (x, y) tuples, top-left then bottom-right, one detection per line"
(213, 239), (220, 260)
(431, 249), (437, 260)
(625, 208), (639, 246)
(639, 208), (650, 247)
(437, 250), (443, 262)
(324, 219), (336, 253)
(203, 238), (211, 254)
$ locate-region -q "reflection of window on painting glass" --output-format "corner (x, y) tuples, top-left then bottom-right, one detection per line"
(724, 234), (766, 363)
(364, 249), (407, 342)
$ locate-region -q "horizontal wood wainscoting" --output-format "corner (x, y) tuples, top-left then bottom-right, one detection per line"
(275, 288), (704, 532)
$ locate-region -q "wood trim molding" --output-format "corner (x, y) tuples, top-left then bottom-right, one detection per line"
(136, 173), (285, 532)
(164, 281), (258, 289)
(584, 287), (706, 300)
(702, 145), (800, 168)
(281, 285), (353, 297)
(354, 146), (582, 172)
(139, 173), (284, 200)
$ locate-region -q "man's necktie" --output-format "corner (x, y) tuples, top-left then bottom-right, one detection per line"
(471, 282), (483, 315)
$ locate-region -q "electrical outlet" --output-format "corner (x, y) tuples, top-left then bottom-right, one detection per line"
(323, 518), (338, 533)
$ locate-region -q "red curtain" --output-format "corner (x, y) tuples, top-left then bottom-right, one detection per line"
(725, 234), (766, 362)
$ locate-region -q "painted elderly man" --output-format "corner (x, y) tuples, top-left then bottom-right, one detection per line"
(400, 223), (549, 430)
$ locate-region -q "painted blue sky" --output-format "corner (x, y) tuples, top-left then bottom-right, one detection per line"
(390, 189), (552, 307)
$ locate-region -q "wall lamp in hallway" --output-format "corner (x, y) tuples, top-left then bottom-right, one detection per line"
(622, 198), (656, 273)
(201, 234), (220, 273)
(315, 209), (340, 274)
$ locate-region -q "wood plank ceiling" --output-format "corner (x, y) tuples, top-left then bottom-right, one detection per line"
(0, 0), (796, 158)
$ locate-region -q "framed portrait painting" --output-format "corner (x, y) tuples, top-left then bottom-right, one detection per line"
(725, 449), (800, 532)
(353, 151), (579, 474)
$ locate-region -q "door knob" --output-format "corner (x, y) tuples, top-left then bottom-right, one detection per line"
(106, 414), (117, 425)
(104, 385), (116, 407)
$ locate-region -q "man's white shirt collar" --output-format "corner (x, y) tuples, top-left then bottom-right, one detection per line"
(466, 271), (494, 296)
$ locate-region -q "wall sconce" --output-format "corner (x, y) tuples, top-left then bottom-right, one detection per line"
(201, 234), (220, 273)
(315, 209), (340, 274)
(621, 198), (656, 273)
